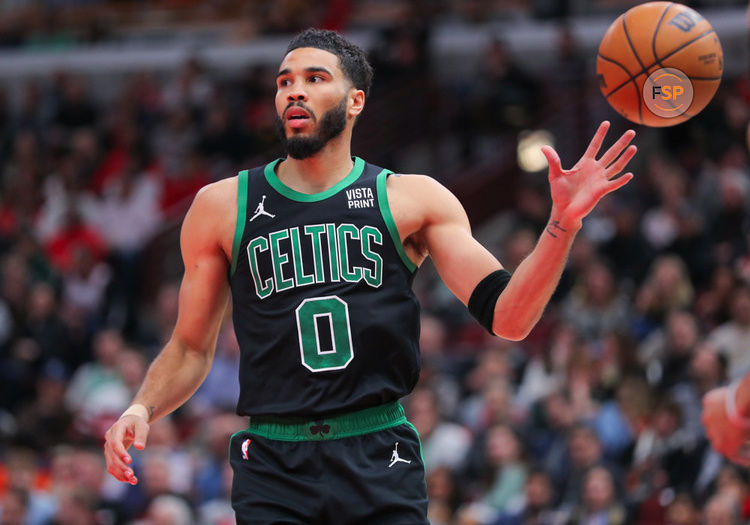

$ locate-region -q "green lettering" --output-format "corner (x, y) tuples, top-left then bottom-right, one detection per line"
(305, 224), (327, 283)
(247, 236), (273, 299)
(361, 226), (383, 287)
(326, 223), (340, 282)
(290, 227), (314, 287)
(270, 229), (294, 292)
(337, 224), (362, 282)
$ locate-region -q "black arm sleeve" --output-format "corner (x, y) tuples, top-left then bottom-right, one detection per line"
(467, 269), (512, 334)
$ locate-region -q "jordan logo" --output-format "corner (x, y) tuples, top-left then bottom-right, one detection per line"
(388, 442), (411, 468)
(250, 195), (275, 222)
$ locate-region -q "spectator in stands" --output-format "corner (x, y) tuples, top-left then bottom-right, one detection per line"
(191, 412), (245, 505)
(633, 255), (694, 336)
(593, 375), (648, 461)
(701, 492), (742, 525)
(639, 310), (702, 391)
(426, 466), (461, 525)
(560, 258), (632, 342)
(693, 265), (738, 331)
(92, 154), (161, 332)
(523, 388), (576, 488)
(566, 466), (627, 525)
(482, 424), (528, 512)
(196, 463), (235, 525)
(152, 105), (199, 183)
(601, 202), (652, 287)
(407, 386), (472, 474)
(492, 468), (568, 525)
(669, 341), (727, 439)
(14, 359), (72, 451)
(50, 487), (98, 525)
(190, 322), (241, 415)
(117, 347), (147, 398)
(665, 493), (700, 525)
(458, 424), (528, 524)
(199, 97), (251, 175)
(140, 494), (194, 525)
(162, 58), (213, 113)
(0, 487), (29, 525)
(52, 74), (97, 131)
(2, 449), (56, 525)
(137, 281), (180, 356)
(23, 282), (69, 365)
(65, 328), (130, 438)
(558, 425), (620, 510)
(709, 285), (750, 379)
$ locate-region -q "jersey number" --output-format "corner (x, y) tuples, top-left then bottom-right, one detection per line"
(295, 296), (354, 372)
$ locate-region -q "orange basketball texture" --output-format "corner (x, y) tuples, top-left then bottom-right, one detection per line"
(597, 2), (723, 127)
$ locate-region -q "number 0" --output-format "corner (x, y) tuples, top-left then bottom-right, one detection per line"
(295, 296), (354, 372)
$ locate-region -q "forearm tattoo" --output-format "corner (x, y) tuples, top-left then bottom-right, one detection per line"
(546, 220), (567, 238)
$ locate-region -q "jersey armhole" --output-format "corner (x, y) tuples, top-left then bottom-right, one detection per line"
(230, 170), (249, 276)
(376, 170), (418, 273)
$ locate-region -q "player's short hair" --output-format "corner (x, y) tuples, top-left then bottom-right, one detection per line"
(286, 28), (374, 98)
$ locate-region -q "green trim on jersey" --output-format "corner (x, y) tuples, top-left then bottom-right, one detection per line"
(376, 170), (418, 273)
(264, 156), (366, 202)
(245, 402), (406, 441)
(230, 170), (249, 276)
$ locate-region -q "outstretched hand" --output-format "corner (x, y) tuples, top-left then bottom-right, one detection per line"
(542, 121), (636, 227)
(702, 386), (750, 467)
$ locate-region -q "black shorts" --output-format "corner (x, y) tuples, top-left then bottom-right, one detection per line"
(228, 402), (428, 525)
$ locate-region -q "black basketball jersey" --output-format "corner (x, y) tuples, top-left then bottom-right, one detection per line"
(228, 157), (421, 417)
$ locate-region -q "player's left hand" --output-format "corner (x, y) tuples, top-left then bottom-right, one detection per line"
(542, 121), (636, 227)
(702, 386), (750, 467)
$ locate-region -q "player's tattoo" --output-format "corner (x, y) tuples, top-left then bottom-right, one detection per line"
(147, 406), (155, 422)
(546, 220), (567, 238)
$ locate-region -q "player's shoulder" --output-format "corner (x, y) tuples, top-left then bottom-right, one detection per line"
(194, 176), (238, 205)
(385, 173), (465, 229)
(182, 176), (239, 252)
(386, 173), (459, 205)
(185, 176), (239, 220)
(386, 173), (446, 193)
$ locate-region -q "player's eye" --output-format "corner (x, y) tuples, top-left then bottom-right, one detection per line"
(278, 78), (291, 87)
(309, 75), (324, 83)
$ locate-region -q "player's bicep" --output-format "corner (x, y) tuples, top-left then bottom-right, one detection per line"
(171, 190), (231, 354)
(421, 183), (502, 305)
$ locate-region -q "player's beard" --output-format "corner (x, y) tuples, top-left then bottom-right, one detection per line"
(275, 97), (348, 160)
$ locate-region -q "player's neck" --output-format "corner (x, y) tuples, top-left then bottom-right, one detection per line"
(277, 138), (355, 195)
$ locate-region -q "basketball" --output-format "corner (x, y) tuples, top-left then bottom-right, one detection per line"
(597, 2), (723, 127)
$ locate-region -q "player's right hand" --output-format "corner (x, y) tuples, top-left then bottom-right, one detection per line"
(103, 414), (150, 484)
(702, 386), (750, 467)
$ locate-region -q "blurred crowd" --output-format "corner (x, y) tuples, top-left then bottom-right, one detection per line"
(0, 0), (746, 52)
(0, 5), (748, 525)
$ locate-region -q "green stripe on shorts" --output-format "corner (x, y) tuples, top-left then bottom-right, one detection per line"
(246, 402), (406, 441)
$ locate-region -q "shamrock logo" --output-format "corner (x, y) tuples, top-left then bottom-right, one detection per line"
(309, 420), (331, 436)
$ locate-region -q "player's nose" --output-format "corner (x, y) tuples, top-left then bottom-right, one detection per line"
(287, 87), (307, 103)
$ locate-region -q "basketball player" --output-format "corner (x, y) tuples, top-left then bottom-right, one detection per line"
(703, 374), (750, 466)
(103, 29), (637, 523)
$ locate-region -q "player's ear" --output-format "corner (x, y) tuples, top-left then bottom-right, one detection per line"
(348, 89), (365, 118)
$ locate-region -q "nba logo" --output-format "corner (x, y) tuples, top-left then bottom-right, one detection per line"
(241, 439), (252, 460)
